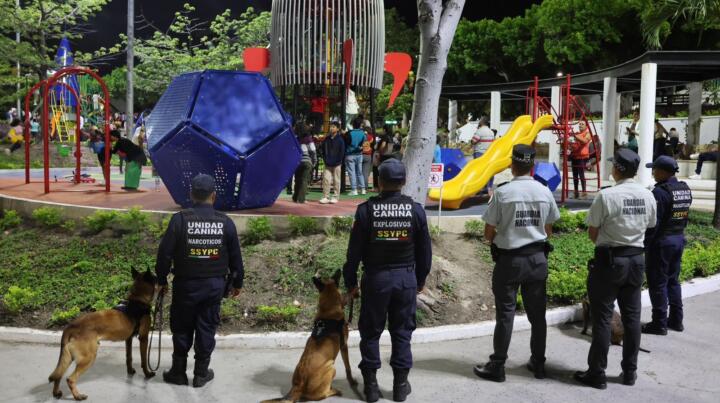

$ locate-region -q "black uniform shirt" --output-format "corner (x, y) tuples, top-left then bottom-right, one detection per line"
(155, 204), (244, 288)
(343, 191), (432, 290)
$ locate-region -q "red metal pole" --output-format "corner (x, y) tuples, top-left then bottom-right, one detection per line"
(533, 76), (539, 122)
(24, 80), (46, 184)
(42, 84), (50, 193)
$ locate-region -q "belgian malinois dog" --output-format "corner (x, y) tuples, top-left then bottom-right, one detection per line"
(48, 268), (158, 400)
(581, 298), (650, 353)
(262, 270), (357, 403)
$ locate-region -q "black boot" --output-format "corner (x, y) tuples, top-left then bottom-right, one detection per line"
(574, 370), (607, 390)
(192, 357), (215, 388)
(163, 355), (189, 386)
(392, 368), (412, 402)
(526, 357), (546, 379)
(361, 368), (380, 403)
(641, 322), (667, 335)
(621, 370), (637, 386)
(473, 361), (505, 382)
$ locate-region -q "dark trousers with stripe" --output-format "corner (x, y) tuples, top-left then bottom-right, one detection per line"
(170, 276), (225, 360)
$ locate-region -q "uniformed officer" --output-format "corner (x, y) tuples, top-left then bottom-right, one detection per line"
(343, 158), (432, 403)
(642, 156), (692, 335)
(474, 144), (560, 383)
(574, 148), (657, 389)
(155, 174), (244, 387)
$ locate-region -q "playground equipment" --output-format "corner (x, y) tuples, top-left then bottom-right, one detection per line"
(146, 70), (300, 210)
(527, 75), (602, 202)
(534, 162), (561, 192)
(440, 148), (467, 181)
(50, 37), (81, 143)
(24, 66), (112, 193)
(428, 115), (554, 209)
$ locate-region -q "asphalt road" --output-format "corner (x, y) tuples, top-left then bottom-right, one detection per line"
(1, 291), (718, 403)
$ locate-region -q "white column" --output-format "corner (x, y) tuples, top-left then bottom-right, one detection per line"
(549, 86), (561, 166)
(602, 77), (618, 182)
(638, 63), (657, 187)
(490, 91), (501, 130)
(448, 99), (457, 143)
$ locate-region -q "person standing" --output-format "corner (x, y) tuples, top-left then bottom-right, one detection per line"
(474, 145), (560, 383)
(343, 158), (432, 402)
(653, 119), (668, 160)
(345, 118), (367, 196)
(575, 148), (657, 389)
(433, 136), (443, 163)
(571, 121), (592, 199)
(642, 156), (692, 335)
(156, 174), (244, 388)
(4, 119), (24, 154)
(319, 121), (345, 204)
(293, 140), (316, 204)
(361, 126), (375, 192)
(668, 128), (679, 155)
(110, 130), (147, 191)
(471, 117), (495, 191)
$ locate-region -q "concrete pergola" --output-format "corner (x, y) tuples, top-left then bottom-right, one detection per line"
(442, 51), (720, 187)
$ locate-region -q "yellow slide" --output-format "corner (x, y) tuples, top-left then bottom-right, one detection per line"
(429, 114), (554, 209)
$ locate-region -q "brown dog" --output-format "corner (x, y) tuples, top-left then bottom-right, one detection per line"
(48, 268), (158, 400)
(263, 270), (357, 403)
(581, 299), (650, 353)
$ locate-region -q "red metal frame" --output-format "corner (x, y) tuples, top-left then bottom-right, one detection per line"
(526, 75), (602, 204)
(24, 67), (112, 194)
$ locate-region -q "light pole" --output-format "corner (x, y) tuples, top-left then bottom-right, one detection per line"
(16, 0), (21, 116)
(126, 0), (134, 135)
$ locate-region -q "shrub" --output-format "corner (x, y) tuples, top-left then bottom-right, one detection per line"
(313, 235), (348, 277)
(438, 281), (456, 297)
(220, 298), (242, 320)
(464, 219), (484, 239)
(243, 216), (274, 245)
(429, 225), (442, 241)
(32, 206), (63, 227)
(3, 286), (39, 313)
(148, 215), (172, 239)
(546, 232), (594, 303)
(326, 216), (354, 236)
(61, 220), (76, 232)
(288, 215), (320, 236)
(552, 208), (587, 233)
(0, 210), (22, 230)
(681, 240), (720, 280)
(50, 306), (81, 325)
(85, 210), (118, 233)
(256, 304), (301, 323)
(112, 207), (150, 234)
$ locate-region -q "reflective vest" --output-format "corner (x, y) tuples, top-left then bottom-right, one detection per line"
(365, 194), (415, 267)
(173, 209), (229, 279)
(658, 180), (692, 235)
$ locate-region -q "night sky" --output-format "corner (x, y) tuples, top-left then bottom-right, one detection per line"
(77, 0), (541, 55)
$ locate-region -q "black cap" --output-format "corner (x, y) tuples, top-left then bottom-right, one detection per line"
(512, 144), (535, 163)
(191, 174), (216, 199)
(378, 158), (406, 182)
(608, 148), (640, 173)
(645, 155), (679, 173)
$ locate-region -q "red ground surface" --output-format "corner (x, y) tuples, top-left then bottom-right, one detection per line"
(0, 178), (363, 216)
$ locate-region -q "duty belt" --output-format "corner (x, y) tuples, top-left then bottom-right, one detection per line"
(495, 241), (547, 256)
(595, 245), (644, 258)
(364, 263), (415, 272)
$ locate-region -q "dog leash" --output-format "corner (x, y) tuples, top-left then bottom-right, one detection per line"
(148, 290), (165, 372)
(347, 297), (355, 324)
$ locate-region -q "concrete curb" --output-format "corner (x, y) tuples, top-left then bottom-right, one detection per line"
(2, 273), (719, 349)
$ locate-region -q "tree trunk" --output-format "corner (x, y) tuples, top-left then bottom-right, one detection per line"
(402, 0), (465, 204)
(714, 118), (720, 228)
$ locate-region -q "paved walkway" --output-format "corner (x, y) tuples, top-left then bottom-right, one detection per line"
(2, 291), (718, 402)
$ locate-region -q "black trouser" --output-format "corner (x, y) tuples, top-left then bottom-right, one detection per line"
(170, 277), (225, 360)
(653, 138), (666, 160)
(571, 158), (588, 194)
(490, 251), (548, 364)
(293, 161), (313, 203)
(587, 249), (644, 375)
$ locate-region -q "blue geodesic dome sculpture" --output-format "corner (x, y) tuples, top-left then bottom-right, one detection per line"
(440, 148), (467, 181)
(533, 162), (561, 192)
(146, 70), (301, 210)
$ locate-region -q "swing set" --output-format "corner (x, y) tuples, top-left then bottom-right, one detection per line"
(23, 66), (112, 194)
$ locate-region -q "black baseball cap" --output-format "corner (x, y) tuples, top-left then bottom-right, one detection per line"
(608, 148), (641, 173)
(378, 158), (406, 182)
(512, 144), (535, 163)
(645, 155), (679, 173)
(191, 174), (216, 199)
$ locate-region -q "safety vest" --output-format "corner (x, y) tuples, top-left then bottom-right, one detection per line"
(365, 194), (415, 267)
(658, 180), (692, 235)
(173, 209), (229, 279)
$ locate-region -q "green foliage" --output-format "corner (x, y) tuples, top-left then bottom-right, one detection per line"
(438, 281), (456, 297)
(149, 215), (172, 239)
(313, 236), (348, 278)
(326, 216), (354, 236)
(637, 0), (720, 49)
(220, 298), (242, 321)
(2, 286), (39, 313)
(243, 216), (274, 245)
(429, 225), (443, 241)
(84, 210), (119, 233)
(681, 239), (720, 280)
(50, 306), (81, 326)
(112, 207), (150, 234)
(256, 304), (301, 323)
(553, 208), (588, 233)
(464, 219), (485, 239)
(31, 207), (63, 228)
(61, 220), (76, 232)
(546, 233), (595, 303)
(288, 215), (320, 236)
(516, 293), (524, 311)
(0, 210), (21, 230)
